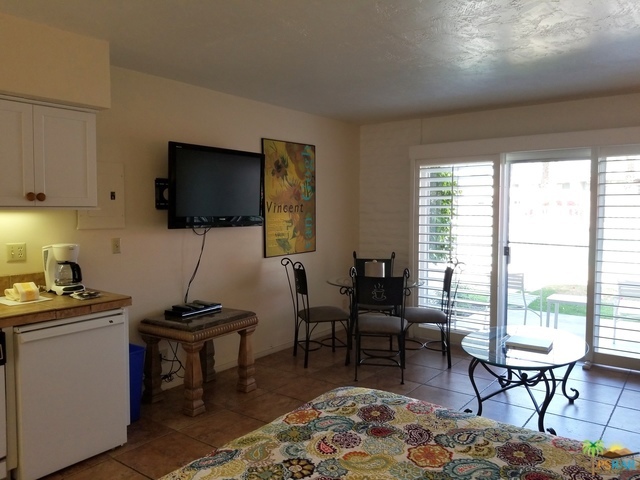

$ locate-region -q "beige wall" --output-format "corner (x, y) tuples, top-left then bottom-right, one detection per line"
(0, 13), (110, 109)
(418, 93), (640, 144)
(0, 67), (360, 378)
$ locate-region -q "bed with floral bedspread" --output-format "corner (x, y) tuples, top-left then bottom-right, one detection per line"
(160, 386), (638, 480)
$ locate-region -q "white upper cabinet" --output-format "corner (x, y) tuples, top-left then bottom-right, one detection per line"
(0, 98), (97, 207)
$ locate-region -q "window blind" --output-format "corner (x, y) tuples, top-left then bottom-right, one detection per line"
(415, 162), (494, 332)
(594, 148), (640, 359)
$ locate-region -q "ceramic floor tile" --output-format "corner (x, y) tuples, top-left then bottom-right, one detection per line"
(477, 399), (536, 428)
(525, 413), (605, 441)
(546, 395), (615, 425)
(549, 378), (623, 405)
(607, 405), (640, 432)
(426, 370), (493, 395)
(403, 362), (443, 384)
(624, 370), (640, 391)
(113, 430), (214, 479)
(409, 384), (476, 411)
(203, 382), (270, 410)
(46, 459), (148, 480)
(274, 374), (346, 402)
(566, 363), (630, 387)
(488, 384), (550, 410)
(251, 363), (300, 390)
(617, 388), (640, 410)
(309, 361), (380, 385)
(40, 452), (111, 480)
(226, 391), (305, 423)
(352, 375), (422, 396)
(116, 416), (176, 454)
(179, 409), (265, 447)
(141, 389), (224, 431)
(450, 357), (507, 381)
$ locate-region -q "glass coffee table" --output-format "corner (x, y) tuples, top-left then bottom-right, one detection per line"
(461, 326), (588, 434)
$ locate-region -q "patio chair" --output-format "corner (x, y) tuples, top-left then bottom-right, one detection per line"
(508, 273), (541, 325)
(613, 280), (640, 340)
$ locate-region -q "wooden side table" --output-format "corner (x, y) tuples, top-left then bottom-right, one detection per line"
(138, 308), (258, 416)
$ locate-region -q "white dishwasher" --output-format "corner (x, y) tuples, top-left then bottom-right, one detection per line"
(12, 309), (129, 480)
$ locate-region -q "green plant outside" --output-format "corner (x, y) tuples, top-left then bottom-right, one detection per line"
(428, 172), (457, 263)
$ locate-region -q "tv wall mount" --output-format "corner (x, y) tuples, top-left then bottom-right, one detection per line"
(155, 178), (169, 210)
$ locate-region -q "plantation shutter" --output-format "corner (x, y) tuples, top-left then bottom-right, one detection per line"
(594, 146), (640, 359)
(415, 161), (494, 332)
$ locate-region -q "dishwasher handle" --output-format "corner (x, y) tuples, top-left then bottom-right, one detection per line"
(15, 315), (124, 344)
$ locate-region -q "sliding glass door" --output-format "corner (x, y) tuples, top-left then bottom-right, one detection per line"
(505, 155), (591, 341)
(412, 131), (640, 369)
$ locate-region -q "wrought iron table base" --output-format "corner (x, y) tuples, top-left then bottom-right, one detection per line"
(465, 358), (580, 434)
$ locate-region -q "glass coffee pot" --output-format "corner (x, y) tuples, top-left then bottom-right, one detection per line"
(56, 261), (82, 286)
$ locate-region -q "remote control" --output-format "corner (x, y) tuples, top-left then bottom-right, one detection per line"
(171, 305), (192, 312)
(194, 300), (221, 307)
(185, 302), (205, 310)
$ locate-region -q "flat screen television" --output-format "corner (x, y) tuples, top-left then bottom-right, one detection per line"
(167, 141), (264, 229)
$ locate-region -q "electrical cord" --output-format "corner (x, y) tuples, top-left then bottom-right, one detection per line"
(165, 227), (209, 381)
(183, 227), (210, 303)
(160, 341), (185, 382)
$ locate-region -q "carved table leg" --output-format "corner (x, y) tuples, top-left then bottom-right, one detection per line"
(237, 325), (257, 392)
(181, 341), (206, 416)
(140, 334), (163, 404)
(199, 339), (216, 383)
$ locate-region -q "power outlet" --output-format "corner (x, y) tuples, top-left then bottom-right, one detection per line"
(6, 243), (27, 262)
(111, 237), (121, 254)
(159, 348), (168, 362)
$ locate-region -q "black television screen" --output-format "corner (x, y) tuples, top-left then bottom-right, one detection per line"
(168, 141), (264, 229)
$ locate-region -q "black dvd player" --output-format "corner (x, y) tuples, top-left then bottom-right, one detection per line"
(164, 301), (222, 319)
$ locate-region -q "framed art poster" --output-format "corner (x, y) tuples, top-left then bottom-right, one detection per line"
(262, 138), (316, 257)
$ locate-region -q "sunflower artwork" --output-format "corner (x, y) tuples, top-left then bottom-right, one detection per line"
(262, 138), (316, 257)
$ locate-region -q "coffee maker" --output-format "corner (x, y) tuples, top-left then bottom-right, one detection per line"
(43, 244), (85, 295)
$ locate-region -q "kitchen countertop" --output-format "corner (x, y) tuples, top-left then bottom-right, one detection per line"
(0, 290), (132, 328)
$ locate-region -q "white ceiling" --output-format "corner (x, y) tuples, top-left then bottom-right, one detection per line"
(2, 0), (640, 124)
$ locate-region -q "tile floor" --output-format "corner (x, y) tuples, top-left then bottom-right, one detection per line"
(42, 342), (640, 479)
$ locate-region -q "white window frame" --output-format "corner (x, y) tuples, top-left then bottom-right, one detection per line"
(410, 126), (640, 370)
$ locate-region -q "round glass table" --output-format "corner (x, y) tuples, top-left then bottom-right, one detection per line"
(461, 325), (589, 434)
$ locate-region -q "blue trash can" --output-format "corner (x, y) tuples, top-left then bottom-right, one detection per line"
(129, 343), (145, 422)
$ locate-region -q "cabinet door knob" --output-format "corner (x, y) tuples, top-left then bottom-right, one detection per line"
(25, 192), (36, 201)
(36, 192), (46, 202)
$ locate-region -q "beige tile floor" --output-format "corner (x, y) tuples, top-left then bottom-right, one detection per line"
(42, 342), (640, 479)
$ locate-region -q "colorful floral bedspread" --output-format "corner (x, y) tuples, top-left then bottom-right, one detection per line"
(160, 386), (639, 479)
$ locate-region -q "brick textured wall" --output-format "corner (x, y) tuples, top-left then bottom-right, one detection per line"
(359, 120), (421, 277)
